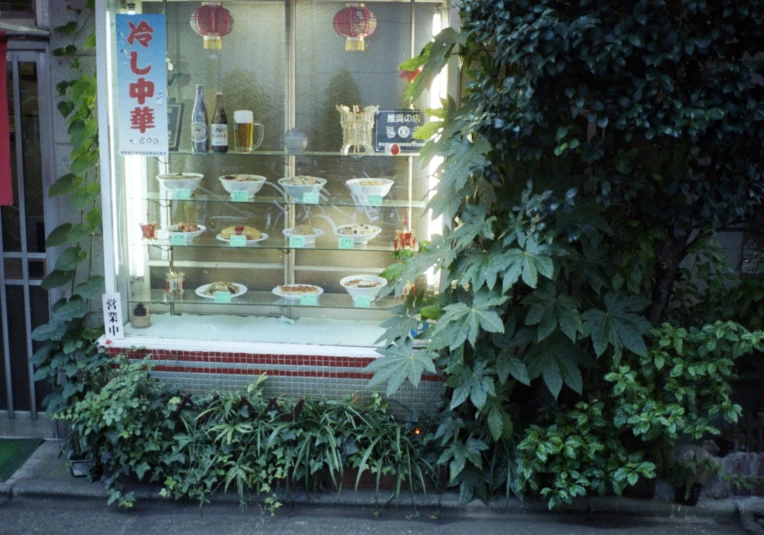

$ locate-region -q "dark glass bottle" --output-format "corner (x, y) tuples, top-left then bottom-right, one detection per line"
(191, 85), (208, 153)
(210, 92), (228, 153)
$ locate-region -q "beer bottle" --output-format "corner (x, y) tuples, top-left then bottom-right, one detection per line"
(191, 85), (208, 153)
(210, 92), (228, 153)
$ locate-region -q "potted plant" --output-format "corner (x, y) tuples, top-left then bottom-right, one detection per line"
(131, 303), (151, 328)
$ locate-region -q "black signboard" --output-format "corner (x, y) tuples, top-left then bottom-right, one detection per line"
(374, 109), (425, 153)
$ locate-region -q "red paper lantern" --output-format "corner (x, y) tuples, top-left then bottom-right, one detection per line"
(190, 2), (234, 50)
(333, 3), (377, 52)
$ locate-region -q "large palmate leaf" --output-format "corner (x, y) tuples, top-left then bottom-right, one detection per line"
(582, 292), (652, 363)
(525, 334), (591, 398)
(523, 282), (583, 342)
(384, 232), (458, 296)
(453, 243), (513, 292)
(447, 361), (496, 410)
(450, 204), (496, 248)
(405, 27), (464, 102)
(366, 338), (437, 396)
(373, 303), (422, 347)
(500, 237), (555, 292)
(431, 290), (508, 350)
(491, 315), (533, 385)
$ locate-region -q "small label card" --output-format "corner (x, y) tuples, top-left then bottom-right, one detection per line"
(354, 296), (372, 308)
(173, 188), (191, 201)
(300, 294), (318, 306)
(214, 291), (232, 304)
(302, 192), (319, 204)
(231, 191), (249, 202)
(102, 293), (125, 339)
(229, 235), (247, 247)
(366, 194), (383, 207)
(338, 237), (355, 250)
(170, 234), (187, 246)
(289, 236), (305, 248)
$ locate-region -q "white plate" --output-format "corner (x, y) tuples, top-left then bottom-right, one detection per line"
(333, 224), (382, 245)
(272, 284), (324, 300)
(195, 283), (248, 299)
(165, 224), (206, 243)
(215, 232), (269, 245)
(283, 227), (324, 244)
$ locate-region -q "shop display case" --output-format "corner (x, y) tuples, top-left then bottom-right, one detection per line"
(97, 0), (452, 363)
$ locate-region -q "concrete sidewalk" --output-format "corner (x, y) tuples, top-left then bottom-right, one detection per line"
(1, 440), (763, 533)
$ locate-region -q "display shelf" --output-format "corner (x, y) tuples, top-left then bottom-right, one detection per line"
(129, 289), (400, 311)
(140, 192), (427, 209)
(143, 237), (405, 253)
(167, 150), (420, 158)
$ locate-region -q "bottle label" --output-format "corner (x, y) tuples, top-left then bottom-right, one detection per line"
(210, 124), (228, 146)
(191, 123), (208, 143)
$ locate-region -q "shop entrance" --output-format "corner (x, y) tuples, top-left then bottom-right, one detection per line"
(0, 41), (58, 438)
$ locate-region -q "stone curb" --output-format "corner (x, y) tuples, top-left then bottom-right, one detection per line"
(2, 476), (750, 523)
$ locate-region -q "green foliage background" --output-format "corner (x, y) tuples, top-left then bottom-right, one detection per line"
(368, 0), (764, 506)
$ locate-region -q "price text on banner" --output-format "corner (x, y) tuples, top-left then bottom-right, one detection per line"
(116, 14), (169, 156)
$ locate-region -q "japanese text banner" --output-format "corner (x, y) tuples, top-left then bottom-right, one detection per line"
(115, 14), (169, 156)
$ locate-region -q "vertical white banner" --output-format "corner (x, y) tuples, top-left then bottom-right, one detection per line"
(115, 14), (169, 156)
(102, 293), (125, 339)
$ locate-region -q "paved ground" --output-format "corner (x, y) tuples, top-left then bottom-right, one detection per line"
(0, 498), (750, 535)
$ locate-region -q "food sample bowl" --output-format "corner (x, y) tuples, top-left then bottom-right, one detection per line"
(218, 174), (267, 198)
(283, 226), (324, 245)
(195, 282), (247, 299)
(333, 224), (382, 245)
(345, 178), (394, 198)
(156, 173), (204, 194)
(340, 275), (388, 302)
(278, 176), (327, 199)
(166, 224), (206, 244)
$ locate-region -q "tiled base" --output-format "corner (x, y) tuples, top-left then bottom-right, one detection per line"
(105, 347), (444, 418)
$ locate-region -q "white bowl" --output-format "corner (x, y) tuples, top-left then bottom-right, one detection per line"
(218, 174), (267, 198)
(215, 232), (269, 246)
(156, 173), (203, 194)
(340, 275), (388, 302)
(345, 178), (394, 198)
(333, 224), (382, 245)
(195, 282), (247, 299)
(283, 227), (324, 245)
(278, 176), (327, 199)
(166, 224), (206, 244)
(272, 284), (324, 300)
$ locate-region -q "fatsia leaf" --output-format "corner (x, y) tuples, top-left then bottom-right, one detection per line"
(581, 292), (652, 363)
(366, 338), (437, 396)
(500, 237), (555, 292)
(451, 204), (496, 248)
(487, 406), (505, 441)
(431, 290), (508, 350)
(453, 244), (513, 292)
(525, 334), (588, 398)
(428, 135), (491, 220)
(522, 282), (583, 341)
(405, 28), (464, 102)
(491, 316), (533, 385)
(385, 232), (457, 296)
(446, 361), (496, 410)
(373, 303), (422, 347)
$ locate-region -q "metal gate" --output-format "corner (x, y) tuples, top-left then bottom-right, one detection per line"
(0, 40), (58, 438)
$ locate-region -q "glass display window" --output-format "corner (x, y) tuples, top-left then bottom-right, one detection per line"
(98, 0), (452, 349)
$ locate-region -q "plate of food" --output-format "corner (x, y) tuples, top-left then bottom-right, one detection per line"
(215, 225), (268, 245)
(218, 174), (267, 198)
(333, 223), (382, 245)
(345, 178), (394, 198)
(195, 281), (247, 299)
(272, 284), (324, 300)
(166, 222), (205, 243)
(282, 224), (324, 245)
(278, 176), (327, 198)
(340, 275), (388, 302)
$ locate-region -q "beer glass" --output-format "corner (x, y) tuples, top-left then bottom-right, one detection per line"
(233, 110), (264, 152)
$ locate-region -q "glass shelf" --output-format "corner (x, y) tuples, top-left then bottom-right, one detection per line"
(129, 289), (399, 310)
(143, 237), (406, 253)
(167, 150), (420, 158)
(140, 192), (427, 209)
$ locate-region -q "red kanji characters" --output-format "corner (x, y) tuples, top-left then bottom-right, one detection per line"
(129, 77), (154, 105)
(130, 107), (155, 133)
(127, 20), (154, 47)
(130, 51), (151, 75)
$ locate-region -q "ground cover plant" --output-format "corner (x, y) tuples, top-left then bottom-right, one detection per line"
(368, 0), (764, 506)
